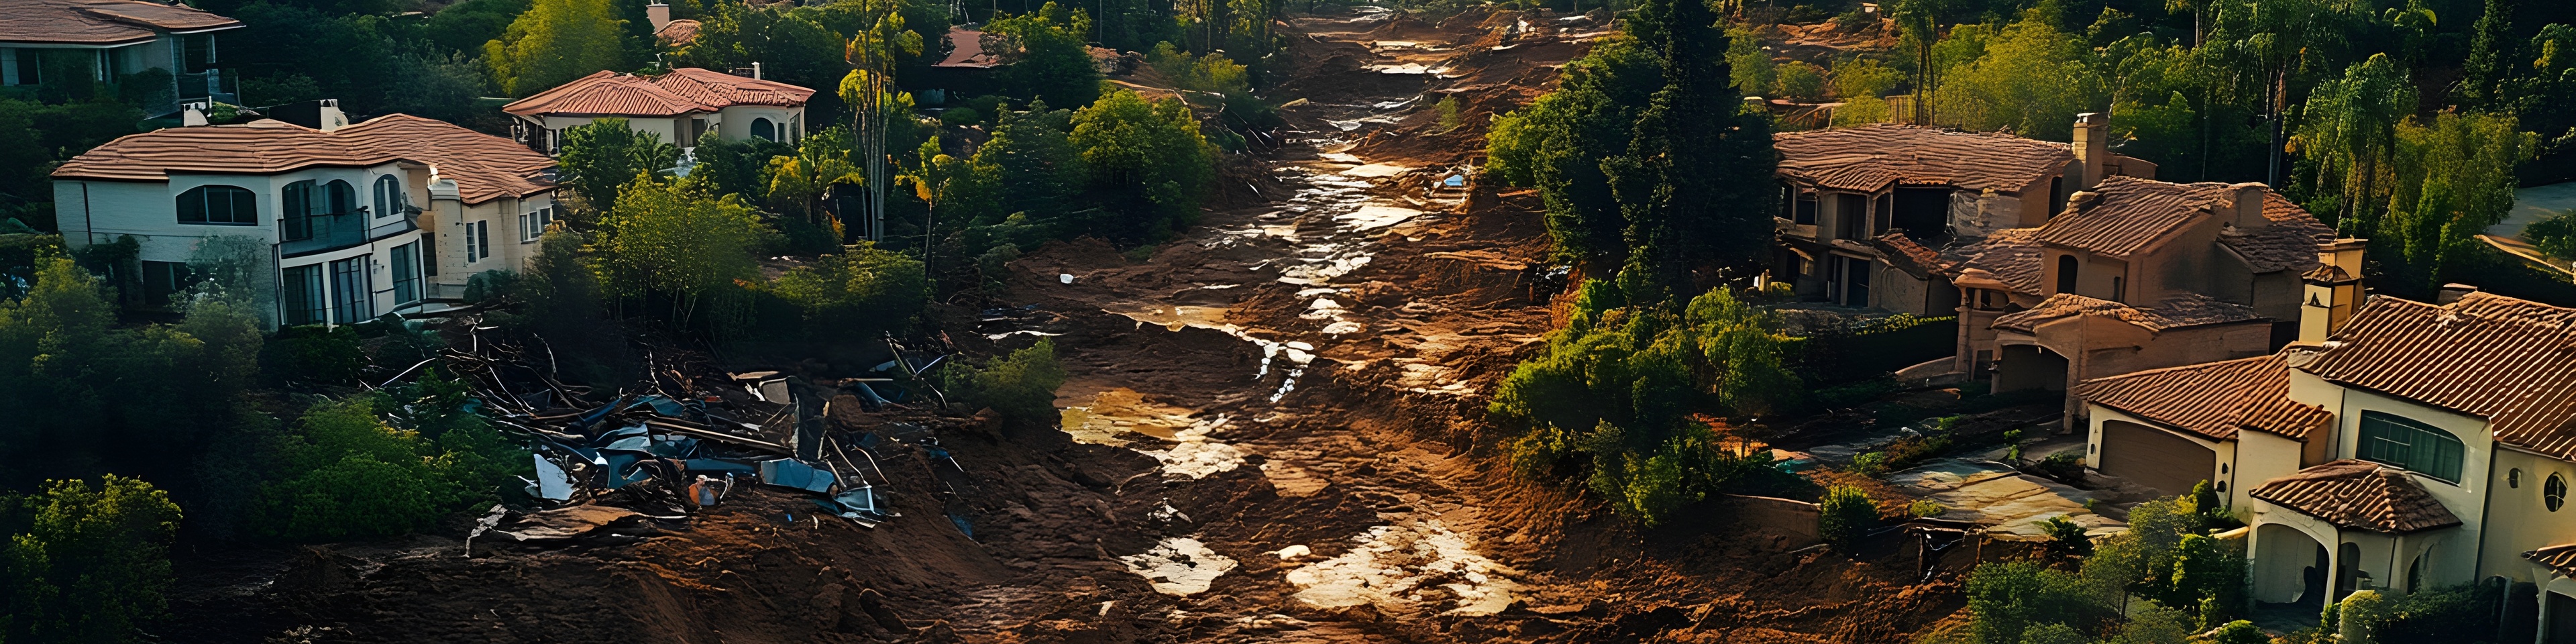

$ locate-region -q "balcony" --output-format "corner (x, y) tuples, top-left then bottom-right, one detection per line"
(280, 208), (417, 258)
(178, 69), (237, 107)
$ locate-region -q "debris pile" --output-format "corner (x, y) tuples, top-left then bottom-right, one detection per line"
(436, 325), (975, 543)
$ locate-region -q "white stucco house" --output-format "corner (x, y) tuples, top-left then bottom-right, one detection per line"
(50, 105), (558, 327)
(500, 67), (815, 155)
(3, 0), (244, 115)
(2076, 284), (2576, 641)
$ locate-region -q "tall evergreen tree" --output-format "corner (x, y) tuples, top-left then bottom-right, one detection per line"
(1600, 0), (1776, 299)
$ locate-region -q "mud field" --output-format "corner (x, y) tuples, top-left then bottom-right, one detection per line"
(172, 10), (1983, 643)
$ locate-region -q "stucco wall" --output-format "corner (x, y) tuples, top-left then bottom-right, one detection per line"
(2479, 446), (2576, 584)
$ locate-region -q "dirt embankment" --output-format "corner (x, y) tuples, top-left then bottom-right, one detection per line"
(170, 9), (1990, 643)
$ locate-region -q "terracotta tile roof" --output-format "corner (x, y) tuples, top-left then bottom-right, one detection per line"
(1774, 124), (2072, 194)
(501, 68), (814, 118)
(2296, 292), (2576, 460)
(937, 27), (1003, 68)
(1991, 292), (2261, 333)
(335, 115), (557, 205)
(2218, 192), (2335, 273)
(1940, 228), (2045, 295)
(2524, 543), (2576, 577)
(51, 115), (553, 205)
(2304, 264), (2355, 282)
(1, 0), (239, 45)
(1871, 233), (1946, 280)
(2078, 355), (2288, 441)
(2030, 176), (2235, 258)
(2241, 398), (2334, 441)
(656, 18), (700, 44)
(2249, 460), (2464, 534)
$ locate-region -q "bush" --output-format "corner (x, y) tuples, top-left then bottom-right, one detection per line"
(1437, 95), (1464, 131)
(1817, 485), (1876, 551)
(940, 106), (985, 127)
(0, 475), (182, 644)
(2040, 515), (2092, 557)
(267, 324), (365, 385)
(2526, 209), (2576, 260)
(2208, 620), (2267, 644)
(956, 339), (1067, 428)
(2034, 451), (2084, 481)
(1966, 561), (2105, 644)
(1907, 499), (1945, 518)
(1509, 423), (1574, 480)
(766, 243), (928, 338)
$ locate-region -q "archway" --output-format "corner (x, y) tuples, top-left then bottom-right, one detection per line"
(2253, 523), (2328, 607)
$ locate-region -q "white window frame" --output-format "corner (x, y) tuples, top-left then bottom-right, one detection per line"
(520, 207), (551, 242)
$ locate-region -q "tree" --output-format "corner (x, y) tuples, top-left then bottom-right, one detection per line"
(2455, 0), (2515, 111)
(2297, 54), (2415, 233)
(1932, 12), (2105, 141)
(258, 398), (445, 541)
(1069, 90), (1214, 243)
(1829, 58), (1902, 125)
(1600, 0), (1778, 296)
(1817, 485), (1876, 551)
(556, 119), (680, 211)
(973, 105), (1088, 235)
(985, 7), (1106, 109)
(484, 0), (632, 97)
(1485, 37), (1663, 274)
(0, 475), (182, 643)
(593, 177), (769, 326)
(2375, 110), (2536, 296)
(676, 3), (849, 97)
(764, 126), (867, 228)
(1966, 561), (2104, 644)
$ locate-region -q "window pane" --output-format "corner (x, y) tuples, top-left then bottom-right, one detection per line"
(225, 186), (256, 223)
(2359, 411), (2465, 482)
(177, 188), (204, 223)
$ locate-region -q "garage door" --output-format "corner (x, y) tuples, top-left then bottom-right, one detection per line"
(2099, 420), (2214, 496)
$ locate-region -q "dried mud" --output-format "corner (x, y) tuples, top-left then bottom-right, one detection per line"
(169, 9), (2000, 643)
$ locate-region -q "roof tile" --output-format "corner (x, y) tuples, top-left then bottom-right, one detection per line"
(0, 0), (239, 45)
(2077, 355), (2288, 441)
(501, 68), (814, 118)
(2249, 460), (2464, 533)
(2298, 292), (2576, 460)
(1991, 292), (2261, 333)
(1774, 124), (2072, 194)
(52, 115), (554, 205)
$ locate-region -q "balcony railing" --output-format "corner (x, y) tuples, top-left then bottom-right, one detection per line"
(178, 69), (237, 107)
(280, 209), (417, 258)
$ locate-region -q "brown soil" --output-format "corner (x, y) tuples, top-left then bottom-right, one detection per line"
(168, 11), (2006, 643)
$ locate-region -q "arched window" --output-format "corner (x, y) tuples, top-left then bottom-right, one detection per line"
(2055, 255), (2079, 294)
(176, 185), (256, 225)
(2358, 411), (2466, 483)
(2549, 474), (2567, 511)
(323, 179), (356, 214)
(751, 117), (775, 142)
(372, 174), (405, 219)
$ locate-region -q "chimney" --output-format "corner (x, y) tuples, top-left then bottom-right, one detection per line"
(2072, 112), (2108, 189)
(2298, 237), (2368, 343)
(2230, 182), (2268, 230)
(647, 3), (671, 32)
(181, 105), (208, 126)
(317, 99), (346, 131)
(2438, 283), (2480, 305)
(751, 62), (763, 80)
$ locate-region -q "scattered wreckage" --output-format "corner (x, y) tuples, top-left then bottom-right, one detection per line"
(433, 323), (977, 548)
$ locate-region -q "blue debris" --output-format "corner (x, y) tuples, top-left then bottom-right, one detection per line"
(949, 514), (975, 539)
(683, 458), (757, 475)
(756, 458), (836, 493)
(531, 454), (572, 500)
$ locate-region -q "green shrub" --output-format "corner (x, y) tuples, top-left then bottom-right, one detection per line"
(2040, 515), (2091, 557)
(1437, 95), (1464, 131)
(956, 339), (1068, 428)
(2016, 623), (2087, 644)
(2208, 620), (2267, 644)
(1509, 423), (1574, 480)
(2035, 451), (2084, 481)
(0, 475), (184, 644)
(767, 242), (928, 338)
(941, 106), (985, 127)
(1849, 451), (1888, 477)
(1907, 499), (1944, 518)
(2341, 590), (2389, 644)
(1817, 485), (1876, 551)
(268, 324), (364, 385)
(1966, 561), (2105, 644)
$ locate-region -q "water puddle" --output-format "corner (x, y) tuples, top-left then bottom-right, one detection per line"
(1059, 388), (1196, 445)
(1120, 537), (1238, 596)
(1338, 204), (1423, 230)
(1283, 521), (1521, 615)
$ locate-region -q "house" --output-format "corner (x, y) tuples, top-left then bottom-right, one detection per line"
(2078, 287), (2576, 641)
(2, 0), (243, 115)
(1768, 113), (2155, 313)
(501, 67), (814, 154)
(647, 3), (700, 46)
(49, 105), (558, 327)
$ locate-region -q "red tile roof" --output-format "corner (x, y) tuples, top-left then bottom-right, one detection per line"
(2249, 460), (2464, 534)
(1940, 228), (2045, 295)
(1871, 233), (1946, 280)
(1, 0), (239, 45)
(1774, 124), (2072, 194)
(2241, 398), (2334, 441)
(2033, 176), (2231, 258)
(2297, 292), (2576, 460)
(51, 115), (553, 205)
(501, 68), (814, 118)
(656, 18), (700, 44)
(1991, 292), (2262, 333)
(2078, 355), (2288, 441)
(937, 27), (1003, 68)
(2217, 191), (2335, 273)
